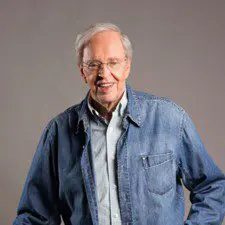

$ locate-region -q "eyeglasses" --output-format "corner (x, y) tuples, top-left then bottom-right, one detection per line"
(82, 58), (127, 75)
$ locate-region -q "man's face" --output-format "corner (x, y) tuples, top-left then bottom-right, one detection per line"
(80, 31), (131, 109)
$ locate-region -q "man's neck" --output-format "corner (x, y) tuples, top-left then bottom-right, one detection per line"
(88, 92), (124, 119)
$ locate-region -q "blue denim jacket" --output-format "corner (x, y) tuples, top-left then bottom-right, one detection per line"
(14, 84), (225, 225)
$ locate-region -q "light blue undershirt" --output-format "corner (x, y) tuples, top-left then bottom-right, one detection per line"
(87, 89), (127, 225)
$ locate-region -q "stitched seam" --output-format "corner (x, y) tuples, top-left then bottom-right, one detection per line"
(40, 121), (61, 224)
(134, 91), (185, 114)
(178, 111), (194, 191)
(140, 152), (172, 157)
(143, 158), (173, 169)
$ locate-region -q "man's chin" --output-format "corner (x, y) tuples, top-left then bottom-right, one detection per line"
(98, 98), (115, 106)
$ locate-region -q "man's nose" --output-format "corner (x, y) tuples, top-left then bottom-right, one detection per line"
(98, 64), (111, 78)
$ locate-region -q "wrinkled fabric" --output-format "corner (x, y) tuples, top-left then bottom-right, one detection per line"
(13, 84), (225, 225)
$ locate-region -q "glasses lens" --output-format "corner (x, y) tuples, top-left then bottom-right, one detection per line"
(84, 58), (125, 75)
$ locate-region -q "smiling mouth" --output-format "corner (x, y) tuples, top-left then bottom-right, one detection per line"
(97, 83), (114, 92)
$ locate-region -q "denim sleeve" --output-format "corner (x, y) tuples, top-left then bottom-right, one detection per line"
(178, 111), (225, 225)
(13, 121), (61, 225)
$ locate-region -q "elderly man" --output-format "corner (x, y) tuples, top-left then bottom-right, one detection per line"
(14, 23), (225, 225)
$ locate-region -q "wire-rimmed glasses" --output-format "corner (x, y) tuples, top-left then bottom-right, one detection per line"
(82, 57), (127, 75)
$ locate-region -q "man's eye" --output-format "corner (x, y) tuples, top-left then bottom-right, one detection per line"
(88, 62), (99, 68)
(108, 61), (118, 67)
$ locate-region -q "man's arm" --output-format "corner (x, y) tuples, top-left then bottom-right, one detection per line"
(13, 121), (61, 225)
(178, 111), (225, 225)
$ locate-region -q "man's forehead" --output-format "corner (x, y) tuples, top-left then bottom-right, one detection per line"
(89, 30), (122, 42)
(83, 31), (125, 60)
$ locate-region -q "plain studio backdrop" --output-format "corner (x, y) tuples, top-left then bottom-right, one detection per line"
(1, 1), (225, 224)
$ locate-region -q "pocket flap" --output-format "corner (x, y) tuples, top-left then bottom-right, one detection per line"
(141, 152), (173, 168)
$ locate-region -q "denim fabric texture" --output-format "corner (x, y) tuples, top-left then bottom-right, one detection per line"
(13, 84), (225, 225)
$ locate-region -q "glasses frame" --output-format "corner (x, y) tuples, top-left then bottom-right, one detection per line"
(81, 57), (128, 75)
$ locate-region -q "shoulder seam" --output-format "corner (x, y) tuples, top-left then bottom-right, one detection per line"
(134, 92), (185, 113)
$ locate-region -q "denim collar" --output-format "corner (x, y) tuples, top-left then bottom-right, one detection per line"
(75, 83), (142, 133)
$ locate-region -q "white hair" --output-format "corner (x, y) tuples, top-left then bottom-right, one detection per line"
(75, 22), (133, 65)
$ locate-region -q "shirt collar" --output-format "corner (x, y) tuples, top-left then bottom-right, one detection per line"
(75, 83), (142, 134)
(87, 87), (128, 119)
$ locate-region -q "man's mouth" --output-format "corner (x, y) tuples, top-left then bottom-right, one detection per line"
(97, 83), (114, 92)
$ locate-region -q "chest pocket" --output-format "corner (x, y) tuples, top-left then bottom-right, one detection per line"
(140, 152), (174, 195)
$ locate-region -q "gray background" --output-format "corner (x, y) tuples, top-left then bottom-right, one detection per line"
(1, 1), (225, 224)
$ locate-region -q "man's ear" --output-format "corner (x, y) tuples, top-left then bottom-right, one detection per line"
(125, 57), (131, 70)
(124, 58), (131, 78)
(78, 64), (87, 83)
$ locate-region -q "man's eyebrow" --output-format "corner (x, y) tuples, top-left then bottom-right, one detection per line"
(107, 57), (122, 61)
(86, 59), (101, 63)
(86, 57), (121, 62)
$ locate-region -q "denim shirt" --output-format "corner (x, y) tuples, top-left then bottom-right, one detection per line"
(13, 84), (225, 225)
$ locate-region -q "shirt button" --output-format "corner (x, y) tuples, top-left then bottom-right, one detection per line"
(113, 214), (119, 218)
(122, 193), (128, 200)
(113, 184), (117, 189)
